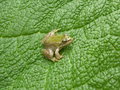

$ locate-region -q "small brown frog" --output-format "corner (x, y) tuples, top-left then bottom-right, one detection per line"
(42, 29), (73, 62)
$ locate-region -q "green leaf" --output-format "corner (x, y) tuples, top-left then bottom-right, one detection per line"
(0, 0), (120, 90)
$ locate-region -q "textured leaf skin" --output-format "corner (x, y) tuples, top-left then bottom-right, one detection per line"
(0, 0), (120, 90)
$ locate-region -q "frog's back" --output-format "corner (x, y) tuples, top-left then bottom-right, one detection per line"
(44, 35), (64, 45)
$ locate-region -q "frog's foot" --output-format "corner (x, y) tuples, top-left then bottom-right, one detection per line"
(51, 55), (63, 62)
(56, 55), (63, 60)
(46, 29), (59, 38)
(53, 29), (60, 33)
(51, 57), (59, 62)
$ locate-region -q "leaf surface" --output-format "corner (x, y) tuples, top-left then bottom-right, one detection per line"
(0, 0), (120, 90)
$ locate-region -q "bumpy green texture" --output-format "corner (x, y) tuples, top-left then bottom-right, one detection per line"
(0, 0), (120, 90)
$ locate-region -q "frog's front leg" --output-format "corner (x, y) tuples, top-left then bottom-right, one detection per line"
(55, 48), (63, 60)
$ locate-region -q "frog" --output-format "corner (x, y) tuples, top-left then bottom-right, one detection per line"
(42, 29), (73, 62)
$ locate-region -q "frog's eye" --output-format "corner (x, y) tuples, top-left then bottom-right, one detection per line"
(62, 39), (67, 42)
(62, 37), (71, 42)
(62, 35), (72, 42)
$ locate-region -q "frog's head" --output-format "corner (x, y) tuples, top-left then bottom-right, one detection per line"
(61, 34), (73, 47)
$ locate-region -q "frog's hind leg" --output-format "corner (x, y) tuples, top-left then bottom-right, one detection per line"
(48, 29), (60, 36)
(42, 49), (58, 62)
(42, 49), (53, 60)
